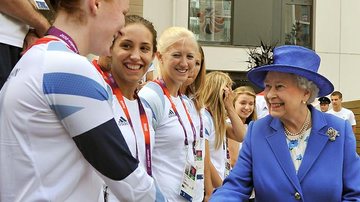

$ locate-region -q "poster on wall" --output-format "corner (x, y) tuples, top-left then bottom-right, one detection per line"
(197, 0), (231, 43)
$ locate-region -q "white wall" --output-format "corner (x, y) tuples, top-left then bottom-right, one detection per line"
(143, 0), (360, 101)
(143, 0), (173, 37)
(315, 0), (360, 101)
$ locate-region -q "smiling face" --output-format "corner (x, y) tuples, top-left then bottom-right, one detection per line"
(264, 72), (310, 121)
(92, 0), (129, 56)
(183, 50), (202, 87)
(234, 93), (255, 122)
(320, 103), (330, 112)
(184, 52), (202, 86)
(158, 38), (197, 88)
(110, 22), (155, 87)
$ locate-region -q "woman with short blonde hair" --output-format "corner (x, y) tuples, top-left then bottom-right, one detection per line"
(139, 27), (203, 201)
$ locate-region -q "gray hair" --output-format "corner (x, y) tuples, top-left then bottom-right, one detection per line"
(295, 75), (319, 104)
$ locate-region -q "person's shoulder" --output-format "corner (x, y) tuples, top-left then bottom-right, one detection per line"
(181, 94), (192, 103)
(44, 52), (97, 81)
(321, 110), (347, 125)
(138, 81), (164, 105)
(139, 81), (162, 95)
(202, 108), (212, 120)
(253, 114), (272, 124)
(44, 41), (88, 66)
(138, 81), (165, 122)
(319, 110), (353, 139)
(181, 95), (197, 114)
(342, 107), (354, 114)
(248, 114), (273, 131)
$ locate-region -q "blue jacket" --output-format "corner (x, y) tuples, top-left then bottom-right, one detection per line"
(210, 106), (360, 202)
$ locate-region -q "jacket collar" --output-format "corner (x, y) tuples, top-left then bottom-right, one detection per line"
(266, 106), (329, 191)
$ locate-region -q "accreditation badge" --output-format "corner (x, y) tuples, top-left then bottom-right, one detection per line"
(32, 0), (50, 10)
(179, 161), (197, 201)
(194, 138), (204, 180)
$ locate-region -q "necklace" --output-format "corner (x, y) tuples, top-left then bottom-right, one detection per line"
(284, 109), (311, 140)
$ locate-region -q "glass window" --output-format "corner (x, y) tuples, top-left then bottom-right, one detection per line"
(189, 0), (313, 49)
(283, 0), (313, 49)
(189, 0), (232, 44)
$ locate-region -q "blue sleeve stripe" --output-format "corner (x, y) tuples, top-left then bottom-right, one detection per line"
(47, 41), (73, 52)
(147, 82), (165, 107)
(140, 97), (157, 121)
(49, 104), (84, 120)
(43, 72), (108, 101)
(73, 119), (138, 180)
(205, 128), (210, 137)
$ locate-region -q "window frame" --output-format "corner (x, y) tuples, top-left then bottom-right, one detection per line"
(188, 0), (314, 49)
(188, 0), (234, 46)
(281, 0), (314, 49)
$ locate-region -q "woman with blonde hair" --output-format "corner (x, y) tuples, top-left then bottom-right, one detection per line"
(200, 71), (245, 200)
(139, 27), (203, 201)
(228, 86), (257, 167)
(180, 44), (207, 202)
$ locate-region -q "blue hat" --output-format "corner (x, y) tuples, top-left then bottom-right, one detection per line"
(247, 45), (334, 97)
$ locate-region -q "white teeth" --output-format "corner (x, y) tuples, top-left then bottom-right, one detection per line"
(177, 69), (187, 73)
(127, 65), (141, 70)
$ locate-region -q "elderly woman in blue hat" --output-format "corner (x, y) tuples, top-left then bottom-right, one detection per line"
(210, 45), (360, 201)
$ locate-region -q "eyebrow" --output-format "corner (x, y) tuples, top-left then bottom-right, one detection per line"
(121, 39), (151, 45)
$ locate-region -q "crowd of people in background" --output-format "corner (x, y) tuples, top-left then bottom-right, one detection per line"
(0, 0), (359, 202)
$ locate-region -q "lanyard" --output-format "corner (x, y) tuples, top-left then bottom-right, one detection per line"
(92, 60), (111, 85)
(138, 95), (152, 176)
(46, 26), (79, 54)
(93, 66), (152, 176)
(154, 79), (197, 155)
(112, 86), (140, 160)
(199, 111), (203, 139)
(223, 137), (230, 160)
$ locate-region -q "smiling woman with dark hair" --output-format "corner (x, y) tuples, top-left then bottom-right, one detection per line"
(210, 45), (360, 202)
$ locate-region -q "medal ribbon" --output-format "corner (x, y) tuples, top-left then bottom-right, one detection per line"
(46, 26), (79, 54)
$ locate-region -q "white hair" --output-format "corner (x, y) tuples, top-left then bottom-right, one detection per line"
(295, 75), (319, 104)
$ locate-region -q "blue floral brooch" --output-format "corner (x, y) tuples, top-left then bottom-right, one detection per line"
(326, 127), (340, 141)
